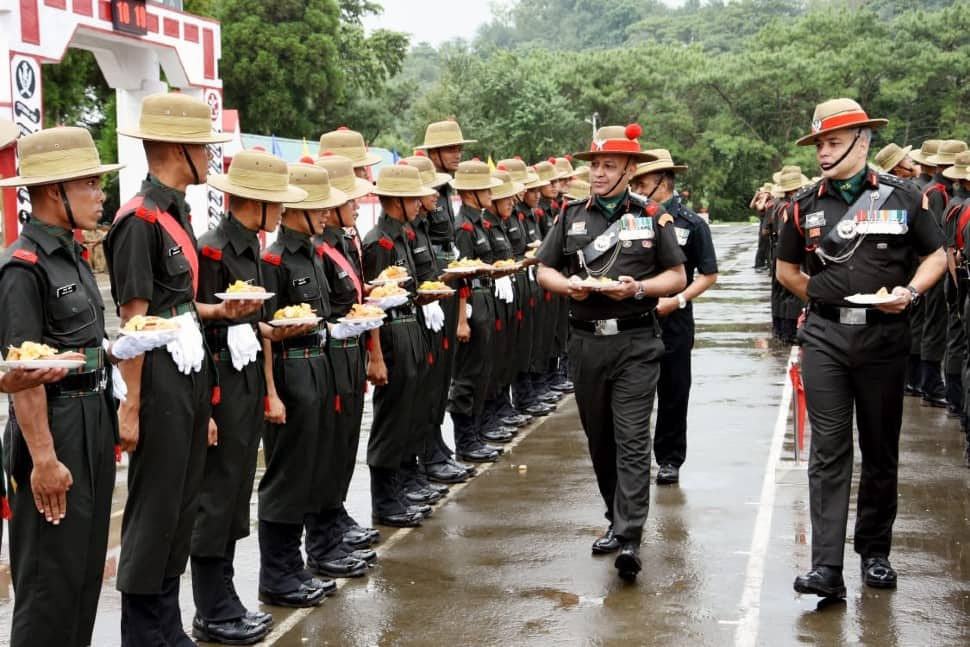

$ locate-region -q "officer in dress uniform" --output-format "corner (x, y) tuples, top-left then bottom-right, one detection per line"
(776, 99), (946, 598)
(189, 150), (310, 644)
(536, 124), (687, 580)
(362, 165), (437, 528)
(107, 92), (237, 647)
(0, 127), (120, 647)
(630, 149), (719, 486)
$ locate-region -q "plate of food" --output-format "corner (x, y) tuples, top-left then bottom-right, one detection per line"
(418, 280), (456, 296)
(119, 314), (181, 338)
(845, 287), (903, 305)
(371, 266), (411, 286)
(338, 303), (387, 325)
(1, 342), (86, 370)
(269, 303), (322, 327)
(527, 240), (542, 249)
(215, 280), (275, 301)
(491, 259), (520, 271)
(367, 283), (410, 309)
(444, 258), (489, 274)
(576, 276), (622, 290)
(525, 249), (538, 258)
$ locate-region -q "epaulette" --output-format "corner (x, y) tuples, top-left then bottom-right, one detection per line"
(876, 172), (909, 189)
(378, 236), (395, 250)
(201, 245), (223, 261)
(564, 197), (586, 208)
(460, 222), (474, 232)
(12, 249), (39, 265)
(792, 182), (817, 203)
(262, 252), (282, 266)
(644, 202), (660, 217)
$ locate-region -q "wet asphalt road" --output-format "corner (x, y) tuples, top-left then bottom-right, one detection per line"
(2, 222), (969, 646)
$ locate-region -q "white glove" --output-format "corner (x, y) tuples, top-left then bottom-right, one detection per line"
(166, 313), (205, 375)
(112, 364), (128, 402)
(331, 319), (380, 339)
(528, 265), (535, 281)
(495, 276), (515, 303)
(466, 303), (473, 319)
(422, 302), (445, 332)
(227, 323), (260, 371)
(112, 328), (179, 360)
(369, 293), (409, 310)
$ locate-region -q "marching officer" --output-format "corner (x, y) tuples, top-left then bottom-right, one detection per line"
(630, 149), (719, 485)
(776, 99), (945, 598)
(107, 91), (235, 646)
(0, 127), (121, 647)
(536, 124), (687, 580)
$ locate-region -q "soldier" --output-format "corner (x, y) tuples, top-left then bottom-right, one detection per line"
(319, 126), (381, 181)
(362, 165), (437, 527)
(0, 127), (120, 647)
(776, 99), (945, 598)
(536, 124), (687, 580)
(873, 143), (918, 179)
(189, 150), (310, 643)
(751, 184), (772, 271)
(107, 91), (236, 646)
(630, 149), (719, 485)
(942, 151), (970, 421)
(767, 167), (811, 344)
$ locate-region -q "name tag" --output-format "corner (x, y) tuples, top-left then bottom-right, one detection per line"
(618, 214), (654, 241)
(292, 276), (310, 287)
(805, 212), (826, 228)
(413, 246), (427, 254)
(56, 283), (77, 298)
(568, 221), (587, 236)
(476, 238), (487, 245)
(337, 270), (349, 279)
(167, 245), (183, 257)
(508, 226), (519, 233)
(854, 209), (908, 235)
(675, 227), (690, 246)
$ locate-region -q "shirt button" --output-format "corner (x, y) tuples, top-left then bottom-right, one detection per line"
(848, 265), (854, 271)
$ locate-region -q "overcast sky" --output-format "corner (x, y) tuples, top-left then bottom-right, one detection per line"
(362, 1), (500, 46)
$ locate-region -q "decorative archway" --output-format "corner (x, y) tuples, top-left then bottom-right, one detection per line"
(0, 0), (225, 244)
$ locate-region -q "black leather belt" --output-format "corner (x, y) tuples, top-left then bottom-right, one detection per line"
(471, 277), (494, 289)
(386, 305), (415, 320)
(272, 333), (322, 352)
(809, 302), (902, 326)
(569, 313), (656, 336)
(45, 368), (107, 397)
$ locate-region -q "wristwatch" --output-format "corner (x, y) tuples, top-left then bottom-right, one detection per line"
(634, 281), (646, 301)
(906, 285), (921, 307)
(676, 294), (687, 309)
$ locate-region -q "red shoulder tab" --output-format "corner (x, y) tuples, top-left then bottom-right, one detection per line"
(12, 249), (38, 264)
(262, 252), (282, 266)
(551, 200), (560, 210)
(645, 203), (659, 216)
(134, 205), (157, 223)
(405, 227), (416, 241)
(378, 236), (395, 250)
(201, 246), (223, 261)
(460, 222), (474, 232)
(483, 220), (492, 229)
(535, 208), (545, 217)
(518, 213), (525, 221)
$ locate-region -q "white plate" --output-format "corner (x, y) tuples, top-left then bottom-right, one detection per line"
(418, 289), (456, 296)
(371, 276), (411, 286)
(0, 359), (87, 370)
(268, 316), (323, 327)
(337, 315), (386, 325)
(119, 327), (181, 339)
(845, 293), (903, 305)
(443, 266), (488, 275)
(214, 291), (275, 301)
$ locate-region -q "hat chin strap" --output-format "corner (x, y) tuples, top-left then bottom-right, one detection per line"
(303, 211), (316, 235)
(181, 144), (201, 186)
(58, 183), (78, 230)
(823, 129), (862, 176)
(260, 202), (267, 231)
(602, 162), (633, 200)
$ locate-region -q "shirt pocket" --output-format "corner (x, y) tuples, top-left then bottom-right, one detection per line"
(47, 290), (97, 337)
(287, 274), (322, 306)
(473, 236), (491, 259)
(412, 245), (434, 268)
(157, 249), (193, 291)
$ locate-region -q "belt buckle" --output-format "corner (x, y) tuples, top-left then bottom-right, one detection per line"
(839, 307), (867, 325)
(594, 319), (619, 336)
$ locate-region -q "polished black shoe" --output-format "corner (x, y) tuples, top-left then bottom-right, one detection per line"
(946, 404), (962, 419)
(550, 380), (574, 393)
(244, 610), (273, 628)
(481, 429), (514, 443)
(425, 462), (469, 484)
(903, 383), (923, 397)
(405, 487), (442, 504)
(540, 390), (563, 403)
(309, 555), (369, 579)
(192, 615), (269, 645)
(449, 459), (477, 476)
(456, 447), (500, 463)
(591, 525), (621, 555)
(523, 404), (553, 417)
(793, 566), (846, 598)
(258, 582), (327, 608)
(656, 464), (680, 485)
(347, 547), (378, 564)
(502, 414), (531, 427)
(922, 394), (949, 408)
(861, 556), (897, 589)
(407, 503), (433, 518)
(343, 527), (376, 549)
(426, 482), (449, 495)
(309, 576), (337, 596)
(614, 542), (642, 581)
(373, 511), (423, 527)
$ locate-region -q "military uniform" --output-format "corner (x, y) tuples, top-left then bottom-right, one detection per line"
(654, 196), (718, 470)
(777, 170), (943, 571)
(191, 213), (266, 623)
(918, 171), (952, 403)
(1, 219), (115, 647)
(537, 191), (685, 546)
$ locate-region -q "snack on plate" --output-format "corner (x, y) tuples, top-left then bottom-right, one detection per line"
(371, 284), (407, 298)
(6, 341), (57, 361)
(346, 303), (385, 319)
(448, 258), (484, 269)
(123, 314), (179, 333)
(274, 303), (316, 320)
(419, 281), (450, 291)
(876, 286), (890, 297)
(585, 276), (618, 285)
(377, 266), (409, 281)
(492, 259), (518, 269)
(226, 280), (266, 294)
(525, 249), (537, 258)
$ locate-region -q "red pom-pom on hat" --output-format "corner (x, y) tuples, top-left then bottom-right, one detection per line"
(322, 151), (334, 156)
(625, 123), (643, 140)
(414, 150), (427, 157)
(548, 157), (557, 164)
(337, 126), (349, 131)
(497, 164), (507, 171)
(299, 155), (315, 164)
(251, 145), (266, 152)
(514, 155), (522, 160)
(565, 154), (573, 163)
(472, 156), (481, 162)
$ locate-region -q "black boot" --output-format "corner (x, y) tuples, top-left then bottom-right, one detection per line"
(370, 466), (422, 527)
(945, 373), (963, 416)
(920, 360), (947, 406)
(904, 354), (923, 395)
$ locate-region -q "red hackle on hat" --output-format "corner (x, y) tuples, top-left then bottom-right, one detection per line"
(497, 164), (507, 171)
(337, 126), (349, 130)
(472, 157), (481, 162)
(565, 154), (573, 163)
(625, 124), (643, 140)
(514, 155), (522, 160)
(548, 157), (557, 164)
(251, 145), (266, 152)
(299, 155), (315, 164)
(415, 150), (427, 157)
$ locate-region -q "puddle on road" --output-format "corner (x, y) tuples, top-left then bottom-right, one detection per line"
(519, 586), (604, 610)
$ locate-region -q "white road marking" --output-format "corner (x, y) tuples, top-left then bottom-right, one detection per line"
(734, 347), (796, 647)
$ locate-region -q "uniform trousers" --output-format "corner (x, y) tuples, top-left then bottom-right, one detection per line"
(449, 289), (496, 420)
(799, 312), (907, 569)
(6, 392), (115, 647)
(944, 278), (966, 406)
(921, 280), (946, 364)
(421, 296), (458, 466)
(654, 308), (695, 468)
(570, 324), (664, 543)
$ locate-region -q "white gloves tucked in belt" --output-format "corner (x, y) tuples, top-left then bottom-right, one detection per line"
(227, 323), (260, 371)
(494, 276), (515, 303)
(112, 328), (179, 360)
(422, 302), (445, 332)
(331, 318), (381, 340)
(166, 313), (205, 375)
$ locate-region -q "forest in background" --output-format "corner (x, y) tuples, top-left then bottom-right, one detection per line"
(41, 0), (970, 218)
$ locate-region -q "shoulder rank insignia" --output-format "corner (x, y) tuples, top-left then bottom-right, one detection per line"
(460, 222), (474, 232)
(12, 249), (38, 264)
(262, 252), (282, 266)
(658, 213), (674, 227)
(201, 246), (223, 261)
